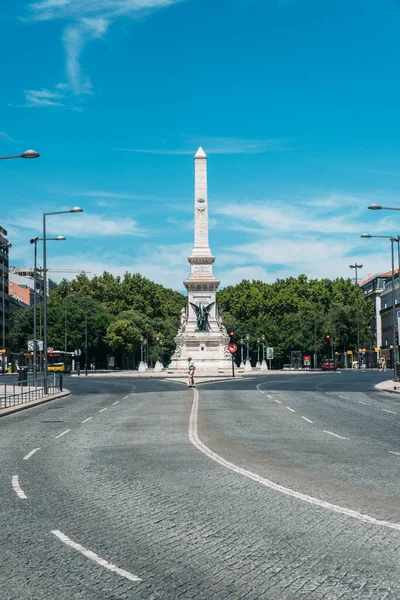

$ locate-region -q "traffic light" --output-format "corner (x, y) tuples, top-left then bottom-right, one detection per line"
(229, 331), (234, 338)
(326, 335), (330, 340)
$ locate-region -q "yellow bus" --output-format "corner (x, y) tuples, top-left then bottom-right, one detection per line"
(47, 351), (73, 373)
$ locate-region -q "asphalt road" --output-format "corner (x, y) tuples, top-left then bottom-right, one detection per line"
(1, 371), (400, 599)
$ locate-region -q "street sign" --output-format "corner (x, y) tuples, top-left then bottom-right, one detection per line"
(28, 340), (43, 351)
(74, 349), (82, 357)
(227, 343), (238, 354)
(266, 347), (274, 360)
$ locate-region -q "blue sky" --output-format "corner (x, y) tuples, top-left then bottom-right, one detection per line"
(2, 0), (400, 290)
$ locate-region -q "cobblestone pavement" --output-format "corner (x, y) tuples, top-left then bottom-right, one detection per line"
(1, 373), (400, 599)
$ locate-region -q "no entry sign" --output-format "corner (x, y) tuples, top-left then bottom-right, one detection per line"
(227, 343), (238, 354)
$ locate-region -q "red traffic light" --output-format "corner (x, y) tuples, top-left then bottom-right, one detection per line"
(229, 331), (234, 337)
(326, 334), (330, 339)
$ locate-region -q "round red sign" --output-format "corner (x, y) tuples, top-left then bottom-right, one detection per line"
(227, 343), (238, 354)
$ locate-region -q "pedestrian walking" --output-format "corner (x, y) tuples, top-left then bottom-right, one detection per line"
(187, 357), (196, 387)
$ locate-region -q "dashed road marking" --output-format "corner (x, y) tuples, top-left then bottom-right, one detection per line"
(275, 399), (282, 404)
(55, 429), (70, 439)
(112, 401), (119, 405)
(339, 395), (350, 400)
(12, 475), (27, 499)
(287, 407), (295, 413)
(99, 407), (108, 413)
(382, 408), (397, 415)
(389, 451), (400, 456)
(123, 395), (129, 399)
(23, 448), (40, 461)
(51, 530), (141, 582)
(81, 417), (92, 423)
(358, 401), (369, 405)
(323, 430), (349, 440)
(189, 389), (400, 532)
(301, 416), (313, 424)
(266, 394), (273, 399)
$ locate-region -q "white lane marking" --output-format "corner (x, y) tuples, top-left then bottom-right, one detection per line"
(358, 401), (369, 406)
(23, 448), (40, 461)
(382, 409), (397, 415)
(286, 407), (295, 413)
(99, 407), (108, 413)
(389, 451), (400, 456)
(112, 401), (119, 405)
(323, 430), (349, 440)
(12, 476), (27, 499)
(123, 395), (129, 399)
(55, 429), (71, 439)
(339, 396), (350, 400)
(266, 394), (273, 399)
(51, 530), (141, 582)
(188, 390), (400, 532)
(301, 416), (313, 424)
(275, 399), (282, 404)
(81, 417), (92, 423)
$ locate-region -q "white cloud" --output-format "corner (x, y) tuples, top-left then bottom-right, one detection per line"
(13, 212), (142, 237)
(0, 132), (21, 144)
(79, 190), (141, 199)
(117, 136), (294, 155)
(24, 87), (66, 107)
(25, 0), (184, 95)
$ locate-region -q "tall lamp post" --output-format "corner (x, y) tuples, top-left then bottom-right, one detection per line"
(261, 334), (267, 370)
(0, 240), (12, 374)
(239, 338), (244, 368)
(30, 236), (65, 382)
(256, 337), (261, 369)
(1, 148), (39, 374)
(325, 281), (335, 360)
(349, 263), (363, 369)
(43, 208), (83, 391)
(154, 334), (163, 372)
(361, 233), (399, 381)
(245, 333), (252, 372)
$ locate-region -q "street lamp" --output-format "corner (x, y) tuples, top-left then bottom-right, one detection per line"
(154, 334), (163, 372)
(349, 263), (363, 369)
(261, 334), (267, 370)
(30, 235), (65, 381)
(0, 240), (12, 375)
(361, 233), (399, 381)
(368, 204), (400, 211)
(239, 338), (244, 368)
(0, 149), (40, 160)
(245, 333), (252, 372)
(43, 208), (83, 391)
(256, 337), (261, 369)
(325, 281), (335, 361)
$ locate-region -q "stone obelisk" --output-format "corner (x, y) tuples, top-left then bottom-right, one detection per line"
(168, 148), (231, 373)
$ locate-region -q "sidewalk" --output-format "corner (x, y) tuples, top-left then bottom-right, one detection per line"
(375, 379), (400, 394)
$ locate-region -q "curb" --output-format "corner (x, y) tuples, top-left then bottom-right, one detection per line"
(0, 389), (71, 418)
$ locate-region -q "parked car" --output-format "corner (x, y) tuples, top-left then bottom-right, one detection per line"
(321, 359), (337, 371)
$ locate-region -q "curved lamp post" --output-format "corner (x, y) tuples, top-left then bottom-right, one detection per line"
(361, 233), (399, 381)
(349, 263), (363, 369)
(43, 207), (83, 391)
